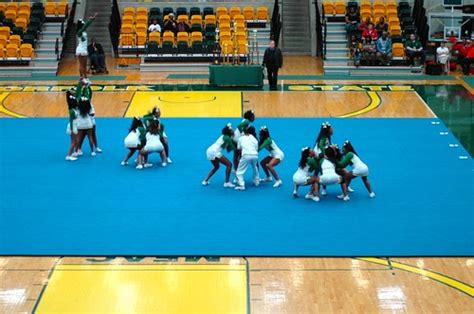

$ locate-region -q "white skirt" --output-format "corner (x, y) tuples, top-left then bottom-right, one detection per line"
(270, 149), (284, 161)
(76, 115), (93, 130)
(206, 146), (222, 161)
(353, 164), (369, 177)
(124, 133), (140, 148)
(320, 173), (341, 185)
(293, 172), (310, 185)
(65, 121), (78, 135)
(144, 141), (164, 153)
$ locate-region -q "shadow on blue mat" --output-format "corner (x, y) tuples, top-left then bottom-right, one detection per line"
(0, 118), (472, 256)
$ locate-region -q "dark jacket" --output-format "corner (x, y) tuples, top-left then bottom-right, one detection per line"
(87, 42), (104, 55)
(262, 47), (283, 69)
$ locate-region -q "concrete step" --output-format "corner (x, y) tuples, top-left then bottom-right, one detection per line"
(140, 63), (209, 73)
(324, 64), (424, 75)
(325, 42), (347, 49)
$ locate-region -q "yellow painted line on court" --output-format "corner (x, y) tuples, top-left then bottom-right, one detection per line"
(0, 92), (26, 118)
(125, 91), (242, 117)
(337, 91), (381, 118)
(35, 264), (248, 314)
(358, 258), (474, 297)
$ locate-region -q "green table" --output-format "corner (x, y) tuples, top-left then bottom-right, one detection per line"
(209, 65), (264, 87)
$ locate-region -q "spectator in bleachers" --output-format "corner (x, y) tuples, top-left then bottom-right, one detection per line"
(87, 38), (107, 74)
(452, 38), (469, 65)
(362, 38), (376, 66)
(177, 20), (190, 33)
(345, 6), (360, 34)
(349, 35), (363, 67)
(376, 31), (392, 66)
(436, 41), (450, 74)
(148, 19), (162, 33)
(362, 23), (378, 42)
(375, 17), (388, 37)
(164, 13), (178, 34)
(460, 40), (473, 75)
(405, 34), (426, 67)
(358, 17), (371, 33)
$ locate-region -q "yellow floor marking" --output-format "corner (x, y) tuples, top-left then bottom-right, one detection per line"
(35, 264), (248, 314)
(125, 91), (242, 117)
(0, 92), (26, 118)
(337, 91), (381, 118)
(358, 258), (474, 297)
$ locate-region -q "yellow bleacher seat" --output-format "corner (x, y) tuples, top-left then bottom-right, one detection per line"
(136, 15), (148, 25)
(392, 43), (404, 57)
(0, 44), (4, 58)
(0, 27), (10, 39)
(19, 3), (31, 12)
(219, 14), (230, 25)
(233, 14), (245, 24)
(15, 18), (28, 32)
(122, 15), (134, 24)
(256, 7), (268, 20)
(243, 7), (254, 20)
(219, 22), (231, 33)
(373, 0), (385, 11)
(20, 43), (33, 58)
(135, 23), (147, 34)
(177, 15), (189, 24)
(190, 15), (202, 25)
(390, 25), (401, 36)
(323, 1), (335, 15)
(119, 33), (134, 46)
(136, 7), (148, 17)
(0, 4), (6, 13)
(387, 9), (398, 21)
(389, 18), (400, 29)
(148, 32), (161, 45)
(45, 3), (56, 16)
(361, 10), (372, 21)
(5, 10), (17, 21)
(9, 35), (21, 47)
(221, 40), (233, 54)
(120, 24), (134, 34)
(229, 7), (241, 18)
(136, 32), (147, 46)
(373, 9), (385, 22)
(0, 35), (7, 47)
(123, 7), (135, 16)
(6, 43), (18, 58)
(191, 31), (202, 43)
(236, 31), (247, 42)
(162, 31), (175, 44)
(234, 22), (246, 32)
(204, 15), (216, 26)
(6, 3), (19, 12)
(219, 31), (231, 43)
(238, 41), (248, 54)
(177, 31), (189, 43)
(57, 2), (68, 16)
(386, 0), (397, 11)
(18, 10), (30, 21)
(360, 0), (372, 11)
(216, 7), (228, 19)
(335, 1), (346, 15)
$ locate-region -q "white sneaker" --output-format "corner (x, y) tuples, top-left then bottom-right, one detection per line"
(305, 193), (314, 199)
(292, 191), (299, 198)
(254, 179), (260, 187)
(348, 187), (355, 193)
(312, 196), (320, 202)
(202, 180), (210, 186)
(76, 150), (83, 156)
(144, 163), (153, 168)
(136, 164), (143, 170)
(235, 185), (245, 191)
(161, 162), (167, 167)
(72, 152), (78, 157)
(223, 182), (235, 188)
(369, 192), (376, 198)
(166, 157), (172, 163)
(65, 155), (77, 161)
(337, 194), (345, 199)
(233, 177), (239, 184)
(121, 161), (128, 166)
(273, 180), (283, 188)
(91, 151), (96, 157)
(321, 189), (327, 196)
(343, 195), (350, 201)
(96, 147), (102, 153)
(260, 177), (273, 182)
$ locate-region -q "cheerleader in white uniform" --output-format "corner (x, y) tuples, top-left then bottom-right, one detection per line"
(75, 97), (97, 156)
(313, 122), (334, 196)
(202, 123), (237, 187)
(258, 126), (284, 187)
(65, 90), (79, 161)
(121, 117), (146, 166)
(312, 146), (349, 202)
(136, 120), (166, 169)
(76, 13), (97, 79)
(292, 147), (319, 198)
(235, 126), (260, 190)
(337, 141), (375, 198)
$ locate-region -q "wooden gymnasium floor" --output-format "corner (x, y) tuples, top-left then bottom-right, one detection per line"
(0, 56), (473, 313)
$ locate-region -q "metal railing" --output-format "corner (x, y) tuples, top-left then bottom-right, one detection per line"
(270, 0), (281, 45)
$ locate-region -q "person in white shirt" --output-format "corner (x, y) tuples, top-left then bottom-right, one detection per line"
(148, 19), (161, 33)
(235, 126), (260, 190)
(436, 41), (450, 74)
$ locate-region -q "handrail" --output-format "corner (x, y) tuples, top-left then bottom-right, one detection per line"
(55, 38), (59, 60)
(315, 0), (323, 57)
(321, 3), (327, 60)
(109, 0), (121, 56)
(270, 0), (281, 46)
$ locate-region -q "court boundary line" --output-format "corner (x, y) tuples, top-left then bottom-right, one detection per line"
(0, 92), (27, 118)
(337, 91), (381, 118)
(31, 257), (62, 314)
(413, 90), (437, 118)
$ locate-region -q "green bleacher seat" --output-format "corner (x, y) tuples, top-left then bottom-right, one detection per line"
(177, 41), (189, 54)
(23, 34), (36, 48)
(12, 27), (24, 38)
(205, 31), (216, 42)
(163, 7), (174, 17)
(191, 23), (202, 33)
(192, 41), (203, 54)
(190, 7), (201, 17)
(162, 41), (174, 54)
(203, 7), (214, 17)
(147, 41), (159, 54)
(176, 7), (187, 17)
(205, 24), (216, 33)
(149, 7), (161, 17)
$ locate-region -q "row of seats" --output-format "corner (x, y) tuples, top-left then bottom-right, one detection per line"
(324, 0), (401, 15)
(145, 39), (249, 55)
(0, 43), (34, 59)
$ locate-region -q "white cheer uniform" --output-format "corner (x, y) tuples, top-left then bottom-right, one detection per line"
(124, 130), (141, 148)
(76, 113), (93, 130)
(143, 132), (164, 152)
(236, 135), (259, 187)
(206, 135), (226, 160)
(76, 32), (88, 56)
(65, 108), (79, 135)
(350, 154), (369, 177)
(292, 165), (311, 185)
(319, 159), (341, 185)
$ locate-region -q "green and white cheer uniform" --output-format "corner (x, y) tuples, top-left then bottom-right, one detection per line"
(337, 152), (369, 177)
(206, 135), (237, 160)
(292, 157), (318, 185)
(259, 137), (284, 161)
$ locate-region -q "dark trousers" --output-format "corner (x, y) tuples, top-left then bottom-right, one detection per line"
(90, 53), (106, 71)
(267, 67), (279, 89)
(407, 50), (426, 66)
(461, 57), (474, 75)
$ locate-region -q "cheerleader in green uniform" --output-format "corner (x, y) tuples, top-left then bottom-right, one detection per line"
(75, 79), (102, 155)
(142, 107), (171, 163)
(233, 110), (256, 177)
(136, 120), (167, 169)
(337, 141), (375, 198)
(258, 126), (284, 187)
(121, 117), (146, 166)
(65, 90), (79, 161)
(202, 123), (237, 187)
(292, 147), (319, 199)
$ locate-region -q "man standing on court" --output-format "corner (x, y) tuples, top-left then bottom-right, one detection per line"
(262, 40), (283, 90)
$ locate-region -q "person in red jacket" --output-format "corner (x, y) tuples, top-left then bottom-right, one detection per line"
(362, 23), (378, 42)
(460, 40), (474, 75)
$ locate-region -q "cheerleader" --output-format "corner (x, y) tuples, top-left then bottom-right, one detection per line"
(313, 122), (333, 157)
(75, 79), (102, 154)
(136, 120), (167, 169)
(292, 147), (319, 199)
(312, 146), (349, 202)
(235, 126), (260, 190)
(202, 123), (237, 187)
(337, 141), (375, 198)
(76, 13), (98, 79)
(121, 117), (146, 166)
(233, 110), (256, 171)
(75, 97), (97, 156)
(258, 126), (284, 187)
(65, 90), (79, 161)
(142, 107), (171, 163)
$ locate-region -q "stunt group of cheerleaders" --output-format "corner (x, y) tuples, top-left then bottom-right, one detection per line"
(203, 112), (375, 201)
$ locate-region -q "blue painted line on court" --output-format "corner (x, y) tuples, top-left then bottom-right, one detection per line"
(0, 118), (472, 256)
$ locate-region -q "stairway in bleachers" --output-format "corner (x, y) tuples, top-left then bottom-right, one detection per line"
(85, 0), (112, 54)
(281, 0), (311, 55)
(32, 22), (62, 75)
(323, 21), (349, 69)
